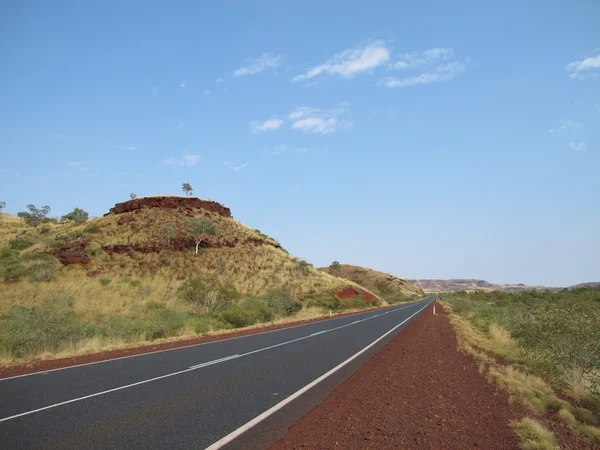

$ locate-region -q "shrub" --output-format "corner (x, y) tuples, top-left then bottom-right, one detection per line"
(143, 308), (187, 339)
(61, 207), (89, 224)
(0, 295), (96, 358)
(240, 296), (274, 322)
(194, 316), (231, 334)
(84, 224), (101, 234)
(9, 238), (35, 250)
(27, 261), (57, 282)
(99, 278), (112, 286)
(0, 248), (26, 281)
(178, 274), (238, 316)
(220, 305), (258, 328)
(265, 288), (301, 316)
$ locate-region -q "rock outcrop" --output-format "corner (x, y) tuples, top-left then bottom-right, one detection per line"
(55, 242), (92, 265)
(105, 196), (232, 217)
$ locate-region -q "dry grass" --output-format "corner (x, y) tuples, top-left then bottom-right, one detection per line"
(445, 302), (600, 445)
(1, 204), (378, 319)
(510, 417), (558, 450)
(320, 263), (423, 297)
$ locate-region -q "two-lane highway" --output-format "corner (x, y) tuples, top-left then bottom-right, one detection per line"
(0, 298), (432, 449)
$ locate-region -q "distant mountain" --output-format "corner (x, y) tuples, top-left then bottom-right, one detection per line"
(408, 279), (557, 293)
(568, 282), (600, 289)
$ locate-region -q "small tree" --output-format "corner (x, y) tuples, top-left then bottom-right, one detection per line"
(329, 261), (341, 273)
(0, 201), (5, 222)
(177, 274), (237, 316)
(130, 193), (137, 200)
(17, 204), (51, 228)
(61, 207), (89, 224)
(182, 183), (193, 197)
(162, 223), (177, 246)
(187, 217), (218, 254)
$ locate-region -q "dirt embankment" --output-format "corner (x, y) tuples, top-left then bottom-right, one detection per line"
(271, 303), (525, 449)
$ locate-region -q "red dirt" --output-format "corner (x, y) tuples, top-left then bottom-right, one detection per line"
(335, 286), (377, 303)
(0, 304), (396, 379)
(271, 304), (525, 449)
(105, 196), (232, 217)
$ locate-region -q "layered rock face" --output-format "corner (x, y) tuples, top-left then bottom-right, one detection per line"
(105, 196), (232, 217)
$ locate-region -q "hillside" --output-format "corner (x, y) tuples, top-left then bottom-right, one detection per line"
(409, 279), (556, 293)
(0, 196), (380, 363)
(320, 263), (423, 300)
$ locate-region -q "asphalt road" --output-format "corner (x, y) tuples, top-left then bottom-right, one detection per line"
(0, 298), (432, 449)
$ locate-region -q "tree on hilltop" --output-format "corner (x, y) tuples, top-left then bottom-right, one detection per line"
(61, 207), (89, 224)
(0, 201), (5, 221)
(187, 217), (218, 254)
(17, 204), (51, 228)
(130, 192), (137, 200)
(182, 183), (193, 197)
(329, 261), (341, 273)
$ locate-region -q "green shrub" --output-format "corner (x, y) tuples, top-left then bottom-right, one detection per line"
(9, 238), (35, 250)
(240, 296), (274, 322)
(145, 300), (166, 310)
(143, 308), (187, 339)
(0, 247), (27, 281)
(193, 316), (232, 334)
(84, 224), (101, 234)
(27, 261), (57, 282)
(307, 294), (343, 311)
(220, 305), (259, 328)
(99, 278), (112, 286)
(129, 279), (141, 287)
(97, 317), (144, 340)
(0, 295), (96, 358)
(265, 288), (301, 316)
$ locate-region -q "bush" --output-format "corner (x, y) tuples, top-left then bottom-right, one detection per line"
(178, 274), (238, 316)
(265, 288), (301, 316)
(0, 247), (26, 281)
(9, 238), (35, 250)
(27, 261), (57, 282)
(99, 278), (112, 286)
(240, 296), (274, 322)
(61, 208), (89, 224)
(220, 305), (258, 328)
(193, 316), (231, 334)
(143, 308), (187, 339)
(0, 295), (96, 358)
(84, 224), (101, 234)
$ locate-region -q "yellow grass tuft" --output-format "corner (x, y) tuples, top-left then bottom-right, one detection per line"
(510, 417), (558, 450)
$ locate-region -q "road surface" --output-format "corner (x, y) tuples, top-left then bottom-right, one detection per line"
(0, 298), (432, 449)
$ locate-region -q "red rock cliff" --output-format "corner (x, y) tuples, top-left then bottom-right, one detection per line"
(105, 196), (232, 217)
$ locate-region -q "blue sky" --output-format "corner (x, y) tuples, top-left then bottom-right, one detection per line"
(1, 1), (599, 286)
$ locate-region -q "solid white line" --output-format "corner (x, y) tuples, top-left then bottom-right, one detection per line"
(0, 303), (425, 423)
(0, 302), (421, 382)
(204, 300), (432, 450)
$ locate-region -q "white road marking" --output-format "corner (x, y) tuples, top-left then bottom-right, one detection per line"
(0, 301), (429, 423)
(0, 302), (419, 382)
(204, 300), (432, 450)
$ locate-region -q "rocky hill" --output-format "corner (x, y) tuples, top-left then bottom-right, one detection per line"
(409, 279), (555, 293)
(320, 264), (423, 299)
(1, 196), (378, 318)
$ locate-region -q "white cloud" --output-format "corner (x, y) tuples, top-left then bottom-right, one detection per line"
(292, 117), (337, 134)
(548, 121), (582, 133)
(566, 52), (600, 79)
(569, 142), (587, 152)
(203, 89), (211, 95)
(117, 145), (138, 151)
(163, 152), (202, 166)
(288, 103), (351, 134)
(180, 80), (187, 88)
(67, 161), (83, 166)
(215, 78), (224, 83)
(292, 41), (390, 82)
(391, 48), (454, 70)
(234, 53), (282, 77)
(264, 144), (308, 155)
(379, 60), (468, 88)
(250, 118), (283, 133)
(223, 161), (250, 172)
(77, 167), (89, 171)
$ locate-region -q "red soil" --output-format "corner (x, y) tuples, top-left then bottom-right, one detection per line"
(271, 304), (526, 449)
